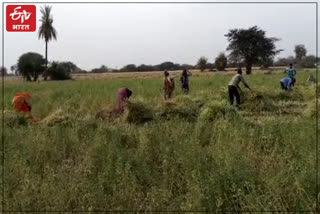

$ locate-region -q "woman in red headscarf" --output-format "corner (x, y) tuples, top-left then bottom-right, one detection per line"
(12, 93), (32, 114)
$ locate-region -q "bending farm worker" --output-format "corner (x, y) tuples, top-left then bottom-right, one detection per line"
(280, 77), (292, 91)
(228, 68), (252, 106)
(12, 93), (32, 114)
(180, 69), (192, 94)
(285, 63), (297, 87)
(117, 88), (132, 113)
(163, 70), (175, 100)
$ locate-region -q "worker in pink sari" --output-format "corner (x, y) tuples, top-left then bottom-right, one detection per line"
(117, 88), (132, 113)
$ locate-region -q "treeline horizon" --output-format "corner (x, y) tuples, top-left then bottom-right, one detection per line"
(87, 53), (319, 74)
(2, 51), (318, 77)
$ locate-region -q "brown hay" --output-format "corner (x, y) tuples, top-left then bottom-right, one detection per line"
(39, 109), (70, 126)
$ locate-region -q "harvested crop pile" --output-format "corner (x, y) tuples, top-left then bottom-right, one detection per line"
(39, 109), (70, 126)
(124, 101), (153, 124)
(95, 105), (120, 121)
(157, 95), (204, 121)
(198, 101), (238, 122)
(241, 91), (276, 112)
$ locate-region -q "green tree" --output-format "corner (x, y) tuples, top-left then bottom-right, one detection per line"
(17, 52), (46, 81)
(91, 65), (108, 73)
(197, 56), (208, 72)
(38, 5), (57, 79)
(260, 57), (274, 69)
(294, 44), (307, 61)
(215, 53), (228, 71)
(120, 64), (137, 72)
(225, 26), (282, 74)
(46, 61), (72, 80)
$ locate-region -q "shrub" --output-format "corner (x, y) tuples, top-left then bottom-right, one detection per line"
(47, 61), (72, 80)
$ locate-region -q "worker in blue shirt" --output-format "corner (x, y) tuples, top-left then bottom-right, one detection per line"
(280, 77), (292, 91)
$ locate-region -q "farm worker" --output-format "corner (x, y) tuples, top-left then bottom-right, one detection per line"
(280, 77), (292, 91)
(117, 88), (132, 113)
(228, 68), (252, 106)
(12, 93), (32, 114)
(306, 74), (316, 84)
(180, 69), (192, 93)
(163, 70), (175, 100)
(285, 63), (297, 87)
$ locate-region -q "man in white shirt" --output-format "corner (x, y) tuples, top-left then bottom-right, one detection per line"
(228, 68), (252, 106)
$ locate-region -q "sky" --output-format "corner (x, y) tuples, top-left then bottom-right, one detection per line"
(0, 0), (318, 71)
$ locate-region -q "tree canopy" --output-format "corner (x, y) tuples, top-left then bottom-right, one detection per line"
(197, 57), (208, 72)
(225, 26), (282, 74)
(294, 44), (307, 61)
(215, 53), (228, 71)
(17, 52), (46, 81)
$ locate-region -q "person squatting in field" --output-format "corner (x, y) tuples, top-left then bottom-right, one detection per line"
(285, 63), (297, 87)
(280, 77), (292, 91)
(12, 93), (34, 120)
(117, 88), (132, 113)
(180, 69), (192, 94)
(163, 70), (175, 100)
(12, 93), (32, 113)
(228, 68), (252, 106)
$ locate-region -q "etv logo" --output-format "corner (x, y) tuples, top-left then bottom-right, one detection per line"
(6, 5), (36, 32)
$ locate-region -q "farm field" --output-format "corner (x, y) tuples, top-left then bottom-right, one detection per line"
(1, 69), (318, 211)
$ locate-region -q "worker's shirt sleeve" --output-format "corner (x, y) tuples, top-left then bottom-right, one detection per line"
(240, 75), (248, 86)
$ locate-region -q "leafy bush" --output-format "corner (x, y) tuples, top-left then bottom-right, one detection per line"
(47, 61), (72, 80)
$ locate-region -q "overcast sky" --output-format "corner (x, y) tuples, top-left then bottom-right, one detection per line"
(0, 0), (318, 71)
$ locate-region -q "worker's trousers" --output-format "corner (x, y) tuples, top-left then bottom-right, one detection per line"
(228, 85), (240, 105)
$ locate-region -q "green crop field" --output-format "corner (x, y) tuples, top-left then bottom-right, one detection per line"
(1, 69), (318, 212)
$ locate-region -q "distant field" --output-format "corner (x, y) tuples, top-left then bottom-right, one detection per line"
(3, 66), (290, 81)
(1, 69), (318, 211)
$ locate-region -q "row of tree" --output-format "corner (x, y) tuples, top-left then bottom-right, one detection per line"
(4, 42), (317, 81)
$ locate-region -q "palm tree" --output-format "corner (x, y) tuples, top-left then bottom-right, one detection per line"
(38, 5), (57, 79)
